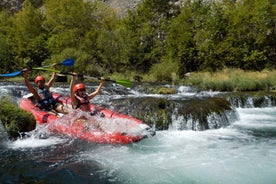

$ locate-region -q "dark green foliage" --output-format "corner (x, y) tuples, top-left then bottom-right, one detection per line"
(0, 98), (36, 139)
(0, 34), (14, 73)
(44, 0), (118, 75)
(10, 0), (48, 69)
(118, 0), (179, 73)
(220, 0), (275, 70)
(166, 0), (275, 74)
(0, 10), (16, 73)
(0, 0), (275, 80)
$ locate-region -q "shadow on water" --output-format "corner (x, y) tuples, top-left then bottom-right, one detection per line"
(233, 107), (276, 139)
(0, 138), (118, 184)
(234, 125), (276, 138)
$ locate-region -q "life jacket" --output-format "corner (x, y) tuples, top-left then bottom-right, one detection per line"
(36, 86), (58, 110)
(74, 94), (91, 112)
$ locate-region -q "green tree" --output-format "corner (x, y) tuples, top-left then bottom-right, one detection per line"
(222, 0), (275, 70)
(11, 0), (48, 68)
(165, 0), (204, 76)
(1, 0), (274, 80)
(119, 0), (179, 73)
(0, 35), (14, 73)
(0, 10), (15, 73)
(44, 0), (117, 75)
(166, 0), (275, 74)
(83, 2), (120, 75)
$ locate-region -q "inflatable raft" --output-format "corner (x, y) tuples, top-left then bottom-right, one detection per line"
(18, 93), (155, 144)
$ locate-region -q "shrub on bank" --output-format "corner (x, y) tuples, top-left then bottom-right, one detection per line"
(0, 97), (36, 139)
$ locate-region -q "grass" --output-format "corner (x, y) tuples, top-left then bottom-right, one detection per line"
(0, 76), (23, 82)
(109, 68), (276, 92)
(185, 68), (276, 92)
(2, 68), (276, 92)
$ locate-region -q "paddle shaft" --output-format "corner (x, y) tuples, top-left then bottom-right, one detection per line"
(0, 59), (74, 77)
(59, 73), (113, 82)
(57, 73), (131, 87)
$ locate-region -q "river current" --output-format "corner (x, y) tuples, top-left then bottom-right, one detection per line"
(0, 82), (275, 184)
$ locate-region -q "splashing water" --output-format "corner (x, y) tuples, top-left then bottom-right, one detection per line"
(48, 109), (152, 137)
(1, 83), (276, 184)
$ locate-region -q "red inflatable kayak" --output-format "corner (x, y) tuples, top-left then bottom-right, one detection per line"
(18, 93), (155, 144)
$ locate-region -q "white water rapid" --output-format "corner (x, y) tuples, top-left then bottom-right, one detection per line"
(0, 83), (275, 184)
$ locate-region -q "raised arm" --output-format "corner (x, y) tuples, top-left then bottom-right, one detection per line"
(70, 74), (78, 108)
(87, 78), (105, 100)
(46, 64), (57, 88)
(22, 69), (39, 99)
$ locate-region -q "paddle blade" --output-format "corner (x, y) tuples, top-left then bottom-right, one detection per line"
(115, 80), (132, 88)
(0, 70), (22, 77)
(61, 58), (74, 66)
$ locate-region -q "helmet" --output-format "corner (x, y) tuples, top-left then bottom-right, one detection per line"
(35, 76), (45, 83)
(73, 83), (86, 92)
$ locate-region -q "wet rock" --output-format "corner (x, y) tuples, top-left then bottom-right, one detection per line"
(175, 97), (236, 130)
(219, 92), (276, 108)
(0, 119), (9, 141)
(132, 83), (177, 94)
(110, 97), (237, 131)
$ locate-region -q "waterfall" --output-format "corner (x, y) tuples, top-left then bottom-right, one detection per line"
(0, 119), (9, 141)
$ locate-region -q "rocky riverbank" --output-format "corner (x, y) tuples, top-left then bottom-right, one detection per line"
(1, 0), (185, 15)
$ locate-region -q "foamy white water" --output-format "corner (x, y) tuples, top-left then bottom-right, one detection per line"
(8, 136), (66, 149)
(6, 125), (67, 149)
(79, 107), (276, 184)
(1, 83), (276, 183)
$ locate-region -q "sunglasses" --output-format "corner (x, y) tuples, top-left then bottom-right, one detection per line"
(78, 88), (86, 92)
(36, 80), (45, 84)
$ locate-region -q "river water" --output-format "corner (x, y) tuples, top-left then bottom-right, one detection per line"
(0, 82), (275, 184)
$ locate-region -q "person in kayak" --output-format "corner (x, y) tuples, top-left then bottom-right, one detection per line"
(22, 67), (69, 115)
(70, 73), (104, 114)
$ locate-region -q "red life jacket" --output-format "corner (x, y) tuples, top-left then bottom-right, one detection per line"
(74, 94), (91, 112)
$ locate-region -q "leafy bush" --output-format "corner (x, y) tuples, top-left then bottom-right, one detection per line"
(149, 61), (179, 82)
(0, 97), (36, 139)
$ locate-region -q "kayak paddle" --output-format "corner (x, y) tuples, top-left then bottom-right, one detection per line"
(0, 58), (74, 77)
(37, 58), (74, 68)
(81, 75), (132, 88)
(0, 70), (23, 77)
(32, 68), (62, 72)
(57, 73), (132, 88)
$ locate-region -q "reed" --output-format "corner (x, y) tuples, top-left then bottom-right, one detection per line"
(186, 69), (276, 92)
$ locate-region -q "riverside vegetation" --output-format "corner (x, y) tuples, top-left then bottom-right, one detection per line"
(0, 98), (36, 139)
(185, 69), (276, 92)
(0, 0), (275, 89)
